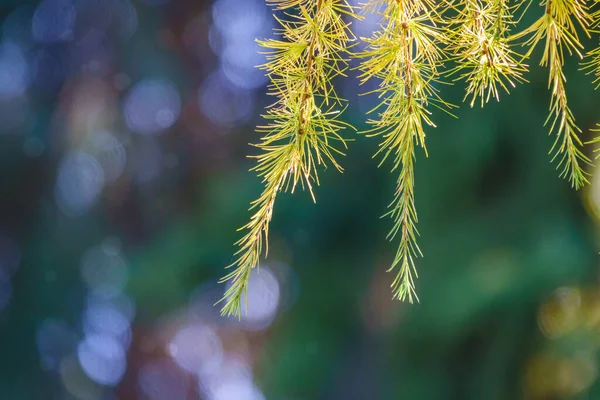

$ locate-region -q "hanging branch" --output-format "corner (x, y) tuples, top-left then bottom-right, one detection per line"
(219, 0), (359, 318)
(355, 0), (454, 303)
(512, 0), (592, 189)
(582, 1), (600, 150)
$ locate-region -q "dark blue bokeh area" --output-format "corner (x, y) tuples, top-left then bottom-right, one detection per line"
(1, 0), (600, 399)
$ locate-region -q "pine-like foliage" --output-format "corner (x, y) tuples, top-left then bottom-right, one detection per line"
(219, 0), (359, 317)
(447, 0), (527, 106)
(355, 0), (454, 302)
(583, 1), (600, 150)
(512, 0), (592, 188)
(222, 0), (600, 314)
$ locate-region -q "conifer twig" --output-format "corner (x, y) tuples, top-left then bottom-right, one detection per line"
(219, 0), (358, 318)
(581, 1), (600, 151)
(356, 0), (453, 303)
(512, 0), (592, 189)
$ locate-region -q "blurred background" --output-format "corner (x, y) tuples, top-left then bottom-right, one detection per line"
(1, 0), (600, 399)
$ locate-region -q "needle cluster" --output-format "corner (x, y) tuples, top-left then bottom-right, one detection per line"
(448, 0), (528, 106)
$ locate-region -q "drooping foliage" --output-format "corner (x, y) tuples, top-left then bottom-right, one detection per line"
(220, 0), (600, 315)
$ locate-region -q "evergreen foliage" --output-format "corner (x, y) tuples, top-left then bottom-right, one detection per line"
(220, 0), (600, 316)
(219, 0), (358, 317)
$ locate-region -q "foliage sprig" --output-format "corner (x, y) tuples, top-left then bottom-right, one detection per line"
(512, 0), (592, 189)
(355, 0), (454, 303)
(219, 0), (359, 318)
(582, 1), (600, 150)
